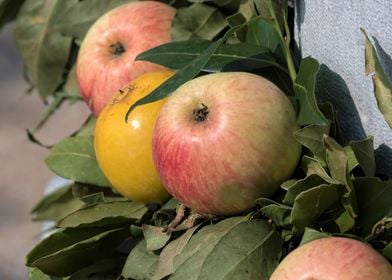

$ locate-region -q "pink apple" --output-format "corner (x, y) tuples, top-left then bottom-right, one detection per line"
(270, 237), (392, 279)
(76, 1), (175, 116)
(152, 72), (302, 216)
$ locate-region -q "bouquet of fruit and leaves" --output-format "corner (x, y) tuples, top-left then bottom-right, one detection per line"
(2, 0), (392, 279)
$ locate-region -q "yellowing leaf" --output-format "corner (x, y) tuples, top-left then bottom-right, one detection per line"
(362, 29), (392, 129)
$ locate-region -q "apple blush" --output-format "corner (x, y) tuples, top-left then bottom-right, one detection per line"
(270, 237), (392, 280)
(76, 1), (175, 116)
(152, 72), (302, 216)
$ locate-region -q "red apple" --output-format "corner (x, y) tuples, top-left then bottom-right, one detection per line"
(270, 237), (392, 279)
(76, 1), (175, 116)
(152, 72), (302, 216)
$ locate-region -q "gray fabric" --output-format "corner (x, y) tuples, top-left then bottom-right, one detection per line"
(294, 0), (392, 177)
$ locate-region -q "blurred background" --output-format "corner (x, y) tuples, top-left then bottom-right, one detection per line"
(0, 24), (89, 279)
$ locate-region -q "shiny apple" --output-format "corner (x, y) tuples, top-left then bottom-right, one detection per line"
(76, 1), (175, 116)
(270, 237), (392, 280)
(152, 72), (302, 216)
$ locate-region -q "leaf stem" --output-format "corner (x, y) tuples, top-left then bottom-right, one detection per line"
(268, 1), (297, 82)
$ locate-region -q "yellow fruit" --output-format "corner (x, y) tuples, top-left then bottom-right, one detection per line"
(94, 70), (174, 204)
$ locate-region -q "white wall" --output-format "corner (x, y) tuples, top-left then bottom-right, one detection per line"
(295, 0), (392, 177)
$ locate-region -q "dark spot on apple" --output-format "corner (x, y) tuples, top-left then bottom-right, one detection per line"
(193, 103), (209, 123)
(109, 42), (126, 57)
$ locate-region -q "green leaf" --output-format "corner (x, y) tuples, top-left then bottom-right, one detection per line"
(151, 198), (178, 228)
(72, 182), (126, 204)
(362, 29), (392, 129)
(282, 174), (329, 205)
(122, 240), (159, 280)
(32, 65), (83, 132)
(324, 135), (348, 184)
(324, 135), (358, 219)
(77, 192), (105, 205)
(301, 156), (336, 183)
(75, 116), (96, 137)
(294, 57), (328, 126)
(126, 22), (256, 120)
(151, 225), (201, 280)
(69, 257), (126, 280)
(291, 184), (342, 235)
(0, 0), (25, 30)
(383, 241), (392, 261)
(125, 38), (224, 121)
(13, 0), (78, 99)
(319, 102), (337, 137)
(29, 267), (65, 280)
(261, 204), (291, 228)
(32, 184), (71, 213)
(171, 217), (282, 280)
(354, 177), (392, 236)
(299, 227), (330, 246)
(246, 17), (283, 58)
(57, 201), (147, 228)
(137, 40), (284, 73)
(26, 227), (129, 277)
(346, 136), (376, 176)
(45, 136), (110, 187)
(54, 0), (130, 40)
(142, 224), (171, 251)
(226, 12), (247, 28)
(32, 184), (85, 222)
(294, 124), (330, 162)
(334, 210), (356, 233)
(252, 0), (287, 31)
(171, 3), (228, 41)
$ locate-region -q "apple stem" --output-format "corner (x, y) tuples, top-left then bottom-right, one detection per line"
(109, 42), (126, 56)
(166, 203), (212, 233)
(193, 103), (209, 122)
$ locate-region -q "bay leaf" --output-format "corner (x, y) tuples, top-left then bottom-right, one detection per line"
(294, 124), (330, 162)
(32, 184), (85, 222)
(171, 3), (227, 41)
(246, 17), (283, 59)
(54, 0), (130, 40)
(14, 0), (78, 99)
(142, 224), (171, 251)
(28, 267), (63, 280)
(26, 227), (129, 277)
(324, 135), (358, 218)
(171, 217), (282, 280)
(57, 200), (147, 228)
(354, 177), (392, 236)
(137, 40), (282, 73)
(122, 240), (159, 280)
(299, 227), (329, 246)
(282, 174), (329, 205)
(294, 57), (328, 126)
(383, 241), (392, 261)
(291, 183), (342, 235)
(347, 136), (375, 176)
(45, 136), (110, 187)
(151, 225), (200, 280)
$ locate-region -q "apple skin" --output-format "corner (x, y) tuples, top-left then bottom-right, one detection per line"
(152, 72), (302, 216)
(76, 1), (175, 116)
(270, 237), (392, 280)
